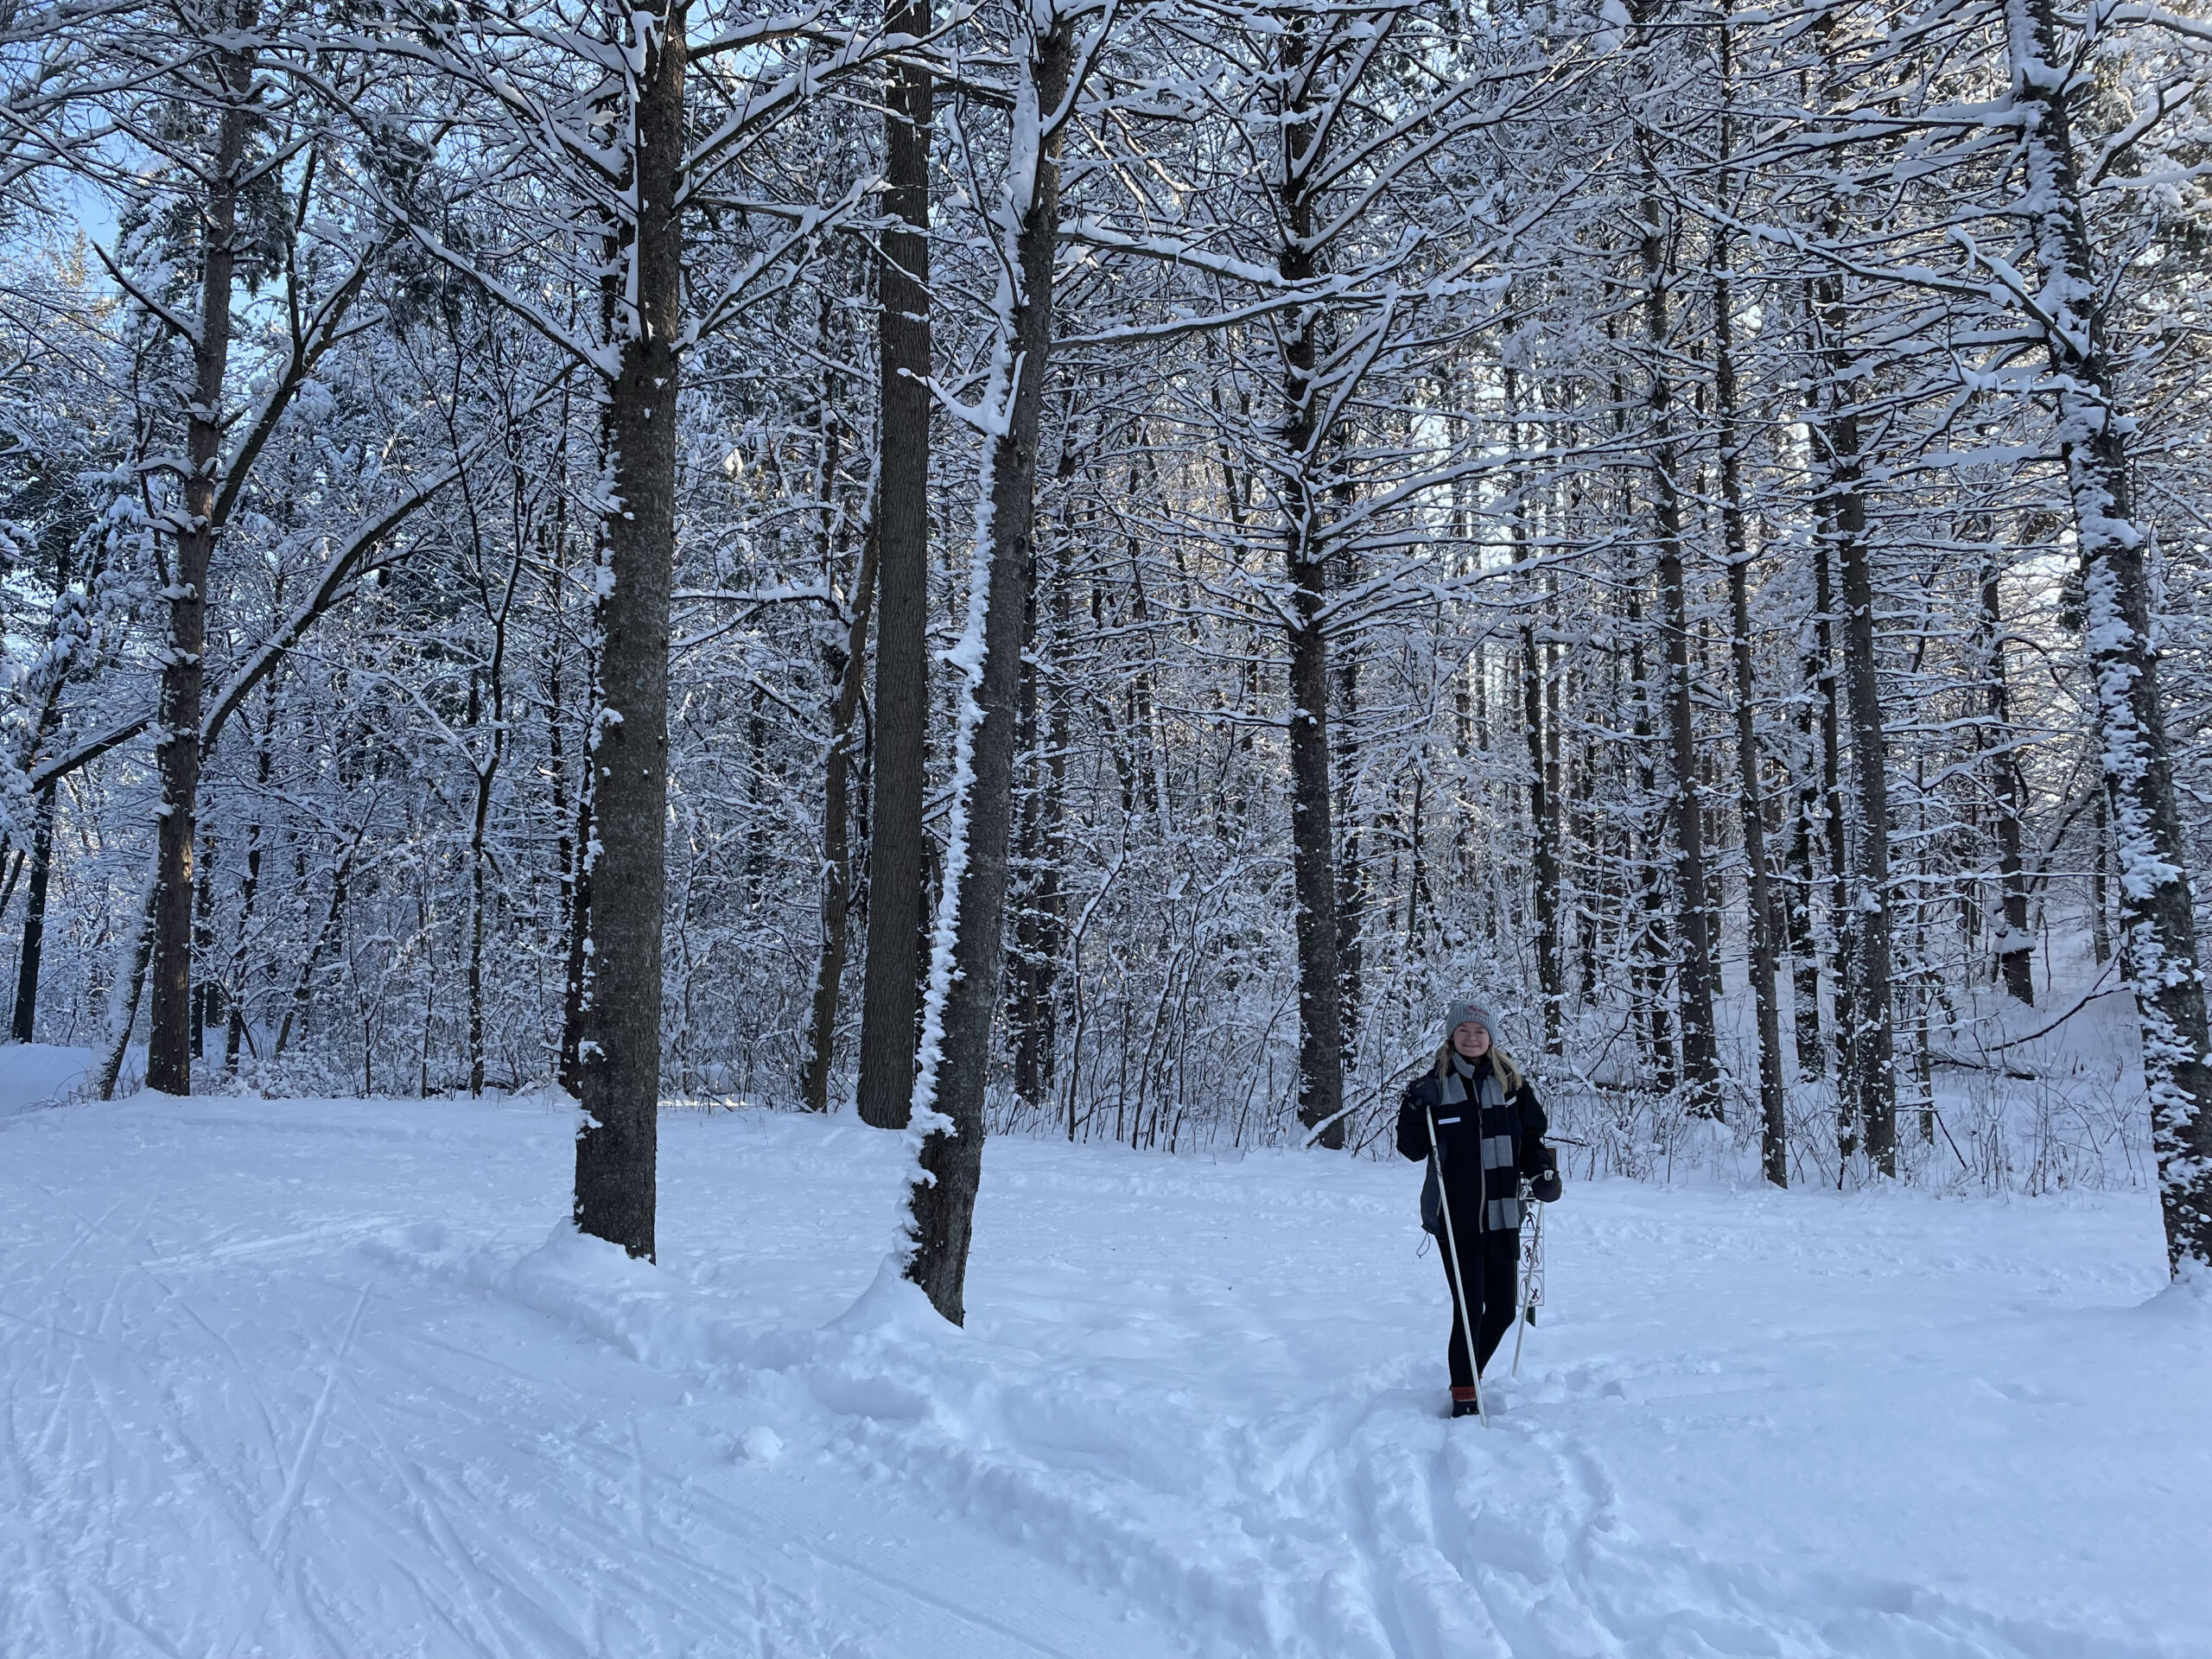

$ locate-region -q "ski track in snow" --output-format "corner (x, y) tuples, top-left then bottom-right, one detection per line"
(1, 1090), (2203, 1659)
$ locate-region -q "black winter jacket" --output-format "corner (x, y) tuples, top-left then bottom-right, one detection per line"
(1397, 1054), (1553, 1237)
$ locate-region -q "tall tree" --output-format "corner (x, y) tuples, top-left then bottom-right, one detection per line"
(381, 0), (881, 1253)
(1806, 8), (1897, 1171)
(902, 0), (1091, 1324)
(1709, 26), (1786, 1180)
(856, 0), (936, 1130)
(1629, 8), (1721, 1117)
(1993, 0), (2212, 1270)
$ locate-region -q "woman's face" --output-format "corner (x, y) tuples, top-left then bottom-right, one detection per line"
(1452, 1021), (1491, 1058)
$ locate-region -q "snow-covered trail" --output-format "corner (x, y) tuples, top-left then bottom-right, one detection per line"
(2, 1091), (2202, 1658)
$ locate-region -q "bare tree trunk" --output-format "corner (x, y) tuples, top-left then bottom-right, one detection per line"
(1626, 573), (1675, 1090)
(1128, 516), (1164, 817)
(11, 787), (54, 1044)
(1728, 534), (1787, 1183)
(543, 441), (589, 1098)
(573, 0), (685, 1261)
(1637, 169), (1721, 1117)
(1799, 10), (1896, 1174)
(1786, 669), (1826, 1080)
(1406, 766), (1431, 951)
(2090, 788), (2113, 968)
(856, 0), (935, 1130)
(1333, 564), (1363, 1065)
(1712, 143), (1787, 1181)
(223, 824), (261, 1069)
(1506, 355), (1563, 1054)
(1009, 548), (1045, 1108)
(904, 14), (1071, 1322)
(1522, 621), (1562, 1051)
(800, 522), (880, 1111)
(191, 831), (219, 1057)
(2005, 0), (2212, 1271)
(1548, 604), (1570, 1010)
(1287, 554), (1344, 1147)
(465, 674), (505, 1093)
(460, 510), (520, 1096)
(97, 878), (160, 1101)
(1981, 555), (2034, 1005)
(223, 690), (276, 1070)
(1277, 10), (1344, 1149)
(1821, 365), (1897, 1174)
(1014, 491), (1072, 1112)
(147, 39), (254, 1096)
(558, 780), (591, 1095)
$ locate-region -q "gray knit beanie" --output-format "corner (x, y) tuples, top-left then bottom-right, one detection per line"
(1446, 1002), (1496, 1039)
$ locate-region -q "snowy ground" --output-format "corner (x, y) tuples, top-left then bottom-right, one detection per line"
(3, 1081), (2204, 1659)
(0, 1044), (96, 1117)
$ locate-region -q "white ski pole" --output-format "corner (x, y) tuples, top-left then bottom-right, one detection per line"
(1511, 1180), (1534, 1378)
(1427, 1103), (1485, 1426)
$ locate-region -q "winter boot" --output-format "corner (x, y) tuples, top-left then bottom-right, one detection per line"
(1450, 1387), (1481, 1419)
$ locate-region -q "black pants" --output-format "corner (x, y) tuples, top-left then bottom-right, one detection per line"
(1439, 1226), (1521, 1387)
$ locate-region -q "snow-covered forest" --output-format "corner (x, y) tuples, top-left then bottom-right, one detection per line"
(4, 0), (2212, 1649)
(6, 0), (2212, 1268)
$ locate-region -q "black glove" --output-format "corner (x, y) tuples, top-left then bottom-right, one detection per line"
(1531, 1146), (1562, 1204)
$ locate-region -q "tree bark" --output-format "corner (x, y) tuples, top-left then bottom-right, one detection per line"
(1507, 358), (1563, 1053)
(2004, 0), (2212, 1272)
(1786, 650), (1826, 1080)
(1637, 175), (1721, 1118)
(1713, 168), (1787, 1183)
(1626, 559), (1675, 1090)
(572, 0), (684, 1261)
(10, 786), (54, 1045)
(800, 521), (880, 1111)
(1821, 350), (1897, 1174)
(1287, 524), (1344, 1146)
(1277, 9), (1345, 1149)
(191, 831), (219, 1057)
(1009, 544), (1045, 1107)
(1981, 555), (2034, 1005)
(224, 690), (276, 1070)
(1522, 621), (1562, 1051)
(146, 38), (255, 1096)
(2091, 788), (2113, 968)
(98, 878), (160, 1101)
(856, 0), (935, 1130)
(1811, 470), (1859, 1161)
(1728, 534), (1787, 1184)
(558, 779), (592, 1095)
(1014, 478), (1072, 1113)
(1802, 6), (1896, 1173)
(1333, 564), (1363, 1065)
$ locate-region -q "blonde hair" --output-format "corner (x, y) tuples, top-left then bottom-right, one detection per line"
(1434, 1039), (1522, 1098)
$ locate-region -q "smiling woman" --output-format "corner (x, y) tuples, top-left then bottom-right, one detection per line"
(1397, 1001), (1559, 1419)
